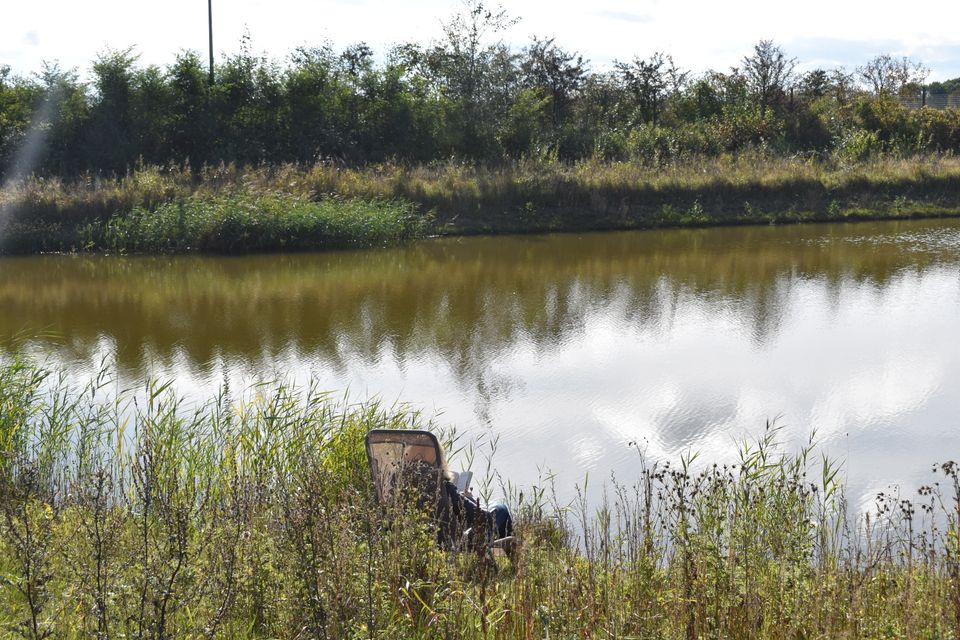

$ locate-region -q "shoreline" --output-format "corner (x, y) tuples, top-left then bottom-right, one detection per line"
(0, 356), (958, 638)
(3, 156), (960, 254)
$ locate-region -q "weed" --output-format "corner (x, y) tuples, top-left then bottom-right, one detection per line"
(4, 155), (960, 254)
(0, 358), (958, 637)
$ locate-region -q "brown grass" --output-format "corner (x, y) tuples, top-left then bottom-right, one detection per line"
(3, 154), (960, 253)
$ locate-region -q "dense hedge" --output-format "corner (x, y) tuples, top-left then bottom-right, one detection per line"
(2, 17), (959, 178)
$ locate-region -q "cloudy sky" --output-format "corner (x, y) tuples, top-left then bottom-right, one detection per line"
(4, 0), (960, 81)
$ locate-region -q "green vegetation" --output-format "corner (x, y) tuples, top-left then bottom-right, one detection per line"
(2, 356), (960, 638)
(90, 193), (423, 254)
(4, 155), (960, 254)
(7, 4), (960, 174)
(1, 187), (425, 254)
(2, 16), (959, 172)
(3, 2), (960, 253)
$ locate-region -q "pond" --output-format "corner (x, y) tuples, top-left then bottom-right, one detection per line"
(3, 218), (960, 508)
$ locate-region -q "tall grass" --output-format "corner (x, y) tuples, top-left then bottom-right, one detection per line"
(84, 192), (426, 254)
(1, 356), (959, 638)
(0, 184), (426, 255)
(4, 154), (960, 254)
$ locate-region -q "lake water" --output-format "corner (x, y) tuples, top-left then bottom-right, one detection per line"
(3, 218), (960, 508)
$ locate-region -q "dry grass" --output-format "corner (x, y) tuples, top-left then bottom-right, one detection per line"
(1, 356), (959, 638)
(2, 154), (960, 253)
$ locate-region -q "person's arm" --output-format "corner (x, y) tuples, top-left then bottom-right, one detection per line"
(445, 479), (484, 527)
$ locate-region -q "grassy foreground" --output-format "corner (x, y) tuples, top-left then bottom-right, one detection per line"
(2, 357), (960, 639)
(3, 154), (960, 254)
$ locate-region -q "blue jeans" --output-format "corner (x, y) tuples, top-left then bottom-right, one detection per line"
(489, 502), (513, 539)
(444, 481), (513, 539)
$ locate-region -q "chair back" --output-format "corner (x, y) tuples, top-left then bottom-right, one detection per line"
(365, 429), (514, 557)
(365, 428), (449, 506)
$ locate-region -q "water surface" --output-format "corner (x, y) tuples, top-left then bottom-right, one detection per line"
(4, 219), (960, 506)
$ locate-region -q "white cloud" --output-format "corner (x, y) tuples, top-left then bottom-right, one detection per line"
(3, 0), (959, 79)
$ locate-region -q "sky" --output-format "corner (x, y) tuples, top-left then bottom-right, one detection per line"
(3, 0), (960, 82)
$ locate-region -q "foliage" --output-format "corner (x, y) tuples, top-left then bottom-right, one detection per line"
(2, 16), (960, 179)
(4, 156), (960, 254)
(519, 37), (586, 133)
(833, 128), (882, 163)
(0, 172), (428, 254)
(741, 40), (795, 116)
(2, 357), (960, 638)
(86, 191), (426, 254)
(858, 54), (929, 97)
(615, 52), (686, 126)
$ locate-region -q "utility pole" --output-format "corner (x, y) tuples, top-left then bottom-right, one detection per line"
(207, 0), (214, 85)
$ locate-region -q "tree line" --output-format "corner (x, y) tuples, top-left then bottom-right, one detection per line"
(2, 1), (960, 178)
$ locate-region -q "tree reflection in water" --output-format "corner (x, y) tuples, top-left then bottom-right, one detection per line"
(2, 218), (960, 505)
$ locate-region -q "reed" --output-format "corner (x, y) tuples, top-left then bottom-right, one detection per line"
(1, 356), (958, 638)
(0, 181), (426, 254)
(3, 154), (960, 255)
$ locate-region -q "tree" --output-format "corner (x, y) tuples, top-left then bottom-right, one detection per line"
(798, 69), (829, 100)
(213, 35), (284, 163)
(828, 68), (857, 105)
(615, 52), (686, 125)
(89, 48), (139, 170)
(130, 64), (174, 163)
(30, 64), (85, 174)
(0, 66), (42, 178)
(498, 86), (550, 157)
(520, 37), (586, 129)
(167, 51), (213, 165)
(927, 77), (960, 96)
(435, 0), (520, 157)
(283, 45), (344, 161)
(741, 40), (795, 116)
(575, 71), (624, 149)
(857, 54), (928, 97)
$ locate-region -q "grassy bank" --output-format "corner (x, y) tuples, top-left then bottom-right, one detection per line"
(1, 357), (959, 638)
(3, 154), (960, 254)
(0, 188), (425, 254)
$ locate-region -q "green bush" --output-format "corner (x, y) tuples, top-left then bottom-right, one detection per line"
(911, 107), (960, 151)
(81, 191), (427, 254)
(833, 128), (882, 163)
(2, 357), (960, 638)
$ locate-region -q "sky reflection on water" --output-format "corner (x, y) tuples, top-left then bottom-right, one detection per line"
(2, 218), (960, 507)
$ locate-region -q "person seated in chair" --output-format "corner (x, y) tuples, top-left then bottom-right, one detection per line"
(443, 479), (513, 541)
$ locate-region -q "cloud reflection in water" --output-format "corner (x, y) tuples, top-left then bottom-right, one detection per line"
(2, 219), (960, 506)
